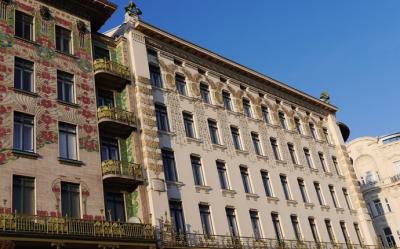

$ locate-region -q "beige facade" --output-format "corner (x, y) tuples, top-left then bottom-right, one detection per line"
(347, 133), (400, 248)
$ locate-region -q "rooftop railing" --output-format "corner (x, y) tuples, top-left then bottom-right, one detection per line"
(93, 58), (130, 81)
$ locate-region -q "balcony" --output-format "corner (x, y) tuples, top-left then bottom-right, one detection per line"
(97, 106), (138, 137)
(0, 212), (155, 248)
(93, 58), (131, 90)
(360, 173), (400, 193)
(101, 160), (144, 191)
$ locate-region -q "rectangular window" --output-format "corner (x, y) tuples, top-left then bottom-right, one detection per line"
(191, 155), (204, 186)
(56, 26), (71, 54)
(250, 210), (262, 240)
(105, 192), (125, 222)
(314, 182), (324, 205)
(374, 199), (384, 216)
(309, 123), (317, 139)
(14, 57), (33, 92)
(329, 185), (339, 208)
(149, 65), (163, 88)
(12, 175), (34, 215)
(0, 2), (7, 20)
(208, 119), (220, 144)
(97, 89), (114, 107)
(287, 143), (298, 164)
(242, 98), (252, 117)
(162, 149), (178, 182)
(169, 200), (185, 233)
(200, 83), (211, 104)
(240, 166), (252, 193)
(226, 208), (239, 237)
(155, 104), (169, 132)
(261, 171), (273, 197)
(231, 126), (242, 150)
(100, 137), (119, 161)
(298, 178), (309, 203)
(271, 213), (283, 240)
(261, 105), (270, 124)
(332, 157), (341, 175)
(279, 112), (287, 129)
(222, 91), (232, 111)
(217, 161), (229, 190)
(270, 137), (280, 160)
(93, 46), (110, 60)
(13, 112), (34, 152)
(309, 217), (320, 242)
(175, 74), (187, 95)
(318, 152), (328, 172)
(384, 227), (396, 247)
(294, 117), (302, 134)
(304, 148), (314, 169)
(340, 221), (351, 244)
(342, 188), (353, 209)
(354, 223), (363, 245)
(325, 219), (336, 243)
(291, 215), (302, 241)
(323, 128), (330, 144)
(59, 123), (77, 160)
(61, 182), (80, 218)
(183, 112), (195, 138)
(15, 11), (33, 41)
(280, 175), (291, 200)
(57, 71), (74, 103)
(199, 204), (213, 236)
(251, 132), (262, 156)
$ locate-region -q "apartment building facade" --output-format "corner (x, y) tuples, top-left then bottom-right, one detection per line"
(104, 5), (378, 248)
(347, 133), (400, 248)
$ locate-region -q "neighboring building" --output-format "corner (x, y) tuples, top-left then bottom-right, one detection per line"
(103, 4), (377, 248)
(348, 133), (400, 247)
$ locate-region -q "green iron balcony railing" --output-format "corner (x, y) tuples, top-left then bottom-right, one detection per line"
(93, 58), (130, 81)
(101, 160), (143, 180)
(97, 106), (138, 127)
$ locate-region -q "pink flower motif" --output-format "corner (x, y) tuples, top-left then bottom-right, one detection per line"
(40, 114), (53, 125)
(41, 99), (52, 108)
(0, 85), (7, 93)
(0, 153), (6, 163)
(81, 109), (93, 119)
(83, 124), (93, 134)
(80, 96), (90, 105)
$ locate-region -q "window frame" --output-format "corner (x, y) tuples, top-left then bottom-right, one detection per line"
(200, 82), (211, 104)
(261, 105), (270, 124)
(217, 161), (230, 190)
(242, 98), (252, 117)
(278, 111), (287, 129)
(261, 170), (273, 197)
(162, 149), (178, 182)
(314, 182), (325, 205)
(15, 10), (33, 41)
(297, 178), (309, 203)
(175, 74), (187, 96)
(222, 91), (233, 111)
(208, 119), (220, 145)
(251, 132), (262, 156)
(270, 137), (281, 160)
(12, 175), (35, 215)
(191, 155), (205, 186)
(57, 70), (75, 104)
(250, 210), (262, 240)
(14, 57), (34, 92)
(231, 126), (242, 150)
(280, 174), (292, 200)
(155, 104), (170, 132)
(291, 215), (302, 241)
(149, 64), (163, 88)
(303, 148), (314, 169)
(199, 204), (213, 236)
(61, 181), (81, 218)
(183, 112), (195, 138)
(13, 112), (34, 153)
(294, 117), (302, 134)
(287, 143), (298, 165)
(240, 166), (252, 194)
(55, 25), (72, 54)
(58, 122), (78, 160)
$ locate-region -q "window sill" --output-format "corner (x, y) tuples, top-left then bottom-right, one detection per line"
(186, 137), (202, 144)
(284, 129), (297, 135)
(310, 168), (319, 173)
(12, 149), (40, 159)
(203, 102), (217, 110)
(336, 207), (345, 213)
(221, 189), (237, 198)
(266, 196), (279, 204)
(316, 139), (325, 144)
(212, 143), (227, 150)
(14, 35), (38, 46)
(286, 199), (298, 206)
(58, 157), (84, 166)
(235, 149), (250, 156)
(55, 50), (79, 60)
(349, 209), (358, 215)
(324, 171), (333, 177)
(293, 164), (304, 169)
(304, 202), (315, 209)
(246, 193), (260, 201)
(158, 130), (176, 137)
(12, 88), (40, 98)
(300, 134), (313, 140)
(328, 144), (336, 149)
(338, 175), (346, 180)
(256, 154), (269, 161)
(166, 181), (185, 189)
(195, 185), (212, 194)
(275, 159), (287, 165)
(226, 110), (240, 117)
(321, 205), (331, 211)
(179, 94), (195, 101)
(57, 100), (80, 109)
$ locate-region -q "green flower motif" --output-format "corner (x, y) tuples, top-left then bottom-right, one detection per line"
(0, 32), (13, 48)
(36, 46), (55, 60)
(76, 58), (92, 73)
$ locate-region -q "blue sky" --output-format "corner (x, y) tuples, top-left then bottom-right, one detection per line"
(101, 1), (399, 140)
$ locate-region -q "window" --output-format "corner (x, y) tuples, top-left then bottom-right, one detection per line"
(261, 171), (273, 197)
(191, 155), (204, 186)
(199, 204), (213, 236)
(57, 71), (74, 103)
(291, 215), (302, 241)
(318, 152), (328, 172)
(97, 89), (114, 107)
(105, 192), (125, 222)
(183, 112), (195, 138)
(329, 185), (339, 208)
(242, 98), (252, 117)
(298, 178), (309, 203)
(208, 119), (220, 144)
(175, 74), (187, 95)
(222, 91), (232, 111)
(342, 188), (352, 209)
(294, 118), (302, 134)
(270, 137), (280, 160)
(226, 208), (239, 237)
(354, 223), (363, 245)
(250, 211), (262, 240)
(385, 198), (392, 212)
(314, 182), (324, 205)
(13, 112), (34, 152)
(340, 221), (351, 244)
(100, 137), (119, 161)
(155, 104), (169, 132)
(365, 171), (375, 183)
(149, 65), (163, 88)
(15, 11), (33, 40)
(332, 157), (341, 175)
(14, 58), (34, 92)
(251, 132), (262, 156)
(12, 175), (34, 215)
(162, 149), (178, 182)
(323, 128), (330, 143)
(231, 126), (242, 150)
(383, 227), (396, 247)
(308, 217), (320, 242)
(61, 182), (80, 218)
(240, 166), (252, 193)
(271, 213), (283, 240)
(59, 123), (77, 160)
(374, 199), (384, 216)
(217, 161), (229, 190)
(325, 219), (336, 243)
(169, 200), (185, 233)
(278, 112), (287, 129)
(303, 148), (314, 169)
(287, 143), (298, 164)
(309, 123), (317, 139)
(56, 26), (71, 54)
(261, 105), (270, 123)
(280, 175), (291, 200)
(200, 83), (211, 104)
(0, 2), (7, 20)
(93, 46), (110, 60)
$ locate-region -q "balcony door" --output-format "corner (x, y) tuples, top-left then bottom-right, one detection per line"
(104, 192), (125, 222)
(97, 89), (114, 108)
(101, 138), (119, 161)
